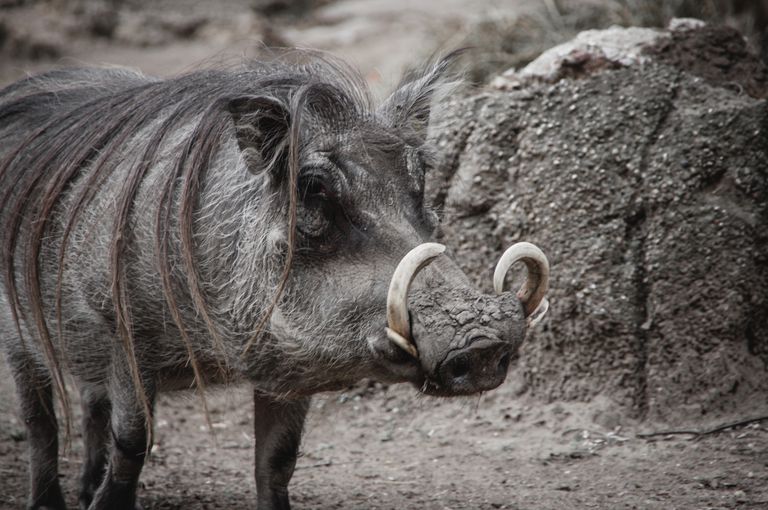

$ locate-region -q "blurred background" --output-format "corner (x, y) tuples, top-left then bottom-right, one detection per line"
(2, 2), (768, 509)
(1, 0), (766, 94)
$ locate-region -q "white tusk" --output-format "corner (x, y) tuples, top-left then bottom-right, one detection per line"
(493, 242), (550, 323)
(385, 327), (419, 358)
(526, 298), (549, 328)
(386, 242), (446, 358)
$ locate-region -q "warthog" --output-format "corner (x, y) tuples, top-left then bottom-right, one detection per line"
(0, 52), (549, 510)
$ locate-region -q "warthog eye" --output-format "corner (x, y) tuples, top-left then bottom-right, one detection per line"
(296, 169), (342, 247)
(300, 173), (331, 201)
(298, 168), (338, 201)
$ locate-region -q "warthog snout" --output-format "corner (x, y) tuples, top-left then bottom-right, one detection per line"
(381, 242), (550, 396)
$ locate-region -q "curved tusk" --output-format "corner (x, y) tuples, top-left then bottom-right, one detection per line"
(386, 242), (446, 358)
(493, 242), (550, 320)
(526, 297), (549, 328)
(385, 327), (419, 358)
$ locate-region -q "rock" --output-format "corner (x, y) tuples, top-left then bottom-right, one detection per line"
(493, 25), (666, 87)
(430, 23), (768, 424)
(491, 19), (768, 98)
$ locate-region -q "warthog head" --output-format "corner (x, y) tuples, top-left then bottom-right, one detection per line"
(224, 53), (550, 397)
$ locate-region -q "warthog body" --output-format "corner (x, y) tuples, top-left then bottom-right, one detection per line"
(0, 53), (548, 510)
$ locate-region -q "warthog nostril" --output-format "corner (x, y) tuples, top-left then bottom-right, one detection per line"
(446, 353), (471, 380)
(496, 352), (511, 376)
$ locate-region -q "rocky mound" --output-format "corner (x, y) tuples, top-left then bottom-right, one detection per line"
(431, 21), (768, 425)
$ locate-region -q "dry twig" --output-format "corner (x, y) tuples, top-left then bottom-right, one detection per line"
(637, 416), (768, 439)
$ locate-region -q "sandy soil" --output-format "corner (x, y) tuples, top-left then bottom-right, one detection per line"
(2, 1), (768, 509)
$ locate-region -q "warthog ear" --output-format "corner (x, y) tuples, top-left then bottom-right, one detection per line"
(228, 95), (290, 175)
(378, 51), (463, 144)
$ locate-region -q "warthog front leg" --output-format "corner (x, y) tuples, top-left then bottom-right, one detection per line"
(87, 361), (155, 510)
(9, 355), (66, 510)
(253, 394), (310, 510)
(77, 386), (110, 510)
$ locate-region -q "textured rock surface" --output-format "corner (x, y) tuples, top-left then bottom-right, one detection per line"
(430, 23), (768, 424)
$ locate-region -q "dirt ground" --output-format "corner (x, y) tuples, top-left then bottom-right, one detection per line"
(2, 1), (768, 509)
(2, 356), (768, 510)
